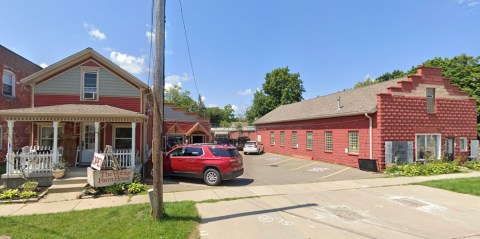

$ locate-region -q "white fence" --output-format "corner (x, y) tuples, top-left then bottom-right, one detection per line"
(8, 146), (62, 174)
(103, 149), (134, 169)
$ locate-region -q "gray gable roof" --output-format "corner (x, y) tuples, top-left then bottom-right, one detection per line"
(254, 78), (404, 125)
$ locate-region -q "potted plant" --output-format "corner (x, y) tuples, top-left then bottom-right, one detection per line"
(52, 158), (67, 179)
(20, 181), (38, 192)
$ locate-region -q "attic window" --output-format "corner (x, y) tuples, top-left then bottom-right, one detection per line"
(82, 70), (98, 100)
(426, 88), (435, 113)
(2, 70), (15, 97)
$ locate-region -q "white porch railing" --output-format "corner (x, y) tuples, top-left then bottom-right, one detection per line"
(7, 146), (62, 174)
(101, 149), (140, 169)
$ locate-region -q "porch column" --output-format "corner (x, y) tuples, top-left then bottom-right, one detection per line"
(53, 121), (59, 164)
(131, 122), (136, 168)
(94, 122), (100, 153)
(6, 120), (14, 174)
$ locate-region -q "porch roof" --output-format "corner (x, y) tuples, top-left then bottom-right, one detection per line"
(0, 104), (148, 122)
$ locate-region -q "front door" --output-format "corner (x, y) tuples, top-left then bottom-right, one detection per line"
(446, 138), (454, 160)
(80, 123), (96, 165)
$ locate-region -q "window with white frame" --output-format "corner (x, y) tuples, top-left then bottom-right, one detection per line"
(325, 131), (333, 152)
(348, 131), (359, 154)
(459, 137), (468, 152)
(82, 70), (98, 100)
(426, 88), (435, 113)
(416, 134), (441, 160)
(2, 70), (15, 97)
(114, 127), (132, 149)
(306, 131), (313, 150)
(280, 131), (285, 146)
(292, 131), (298, 148)
(39, 126), (64, 148)
(270, 131), (275, 145)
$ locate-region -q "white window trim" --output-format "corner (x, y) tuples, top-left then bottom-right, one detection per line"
(324, 131), (333, 152)
(306, 131), (313, 150)
(280, 131), (285, 146)
(292, 131), (298, 148)
(36, 123), (65, 147)
(459, 137), (468, 152)
(113, 124), (133, 149)
(348, 131), (359, 154)
(415, 133), (442, 160)
(270, 131), (275, 146)
(81, 67), (100, 101)
(2, 69), (16, 97)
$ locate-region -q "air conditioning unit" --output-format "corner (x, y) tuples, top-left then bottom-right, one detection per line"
(84, 92), (97, 100)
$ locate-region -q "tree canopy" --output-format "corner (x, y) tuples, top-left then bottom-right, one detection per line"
(246, 67), (305, 124)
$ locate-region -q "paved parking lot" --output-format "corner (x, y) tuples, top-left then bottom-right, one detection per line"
(160, 153), (385, 192)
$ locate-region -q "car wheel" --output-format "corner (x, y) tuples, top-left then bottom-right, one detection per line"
(204, 168), (221, 186)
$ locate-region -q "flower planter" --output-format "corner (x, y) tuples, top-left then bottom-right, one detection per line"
(52, 169), (66, 179)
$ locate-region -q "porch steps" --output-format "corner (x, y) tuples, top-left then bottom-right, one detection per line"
(48, 177), (88, 194)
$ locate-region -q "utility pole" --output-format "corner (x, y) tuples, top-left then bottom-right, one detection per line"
(152, 0), (165, 220)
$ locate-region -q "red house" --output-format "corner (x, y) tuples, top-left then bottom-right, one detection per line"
(0, 48), (149, 187)
(0, 45), (42, 162)
(254, 66), (478, 170)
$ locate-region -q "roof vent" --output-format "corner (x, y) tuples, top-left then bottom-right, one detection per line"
(336, 96), (343, 111)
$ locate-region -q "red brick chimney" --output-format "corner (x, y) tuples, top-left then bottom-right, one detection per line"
(417, 66), (443, 77)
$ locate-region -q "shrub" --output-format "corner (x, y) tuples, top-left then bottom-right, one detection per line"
(385, 162), (461, 176)
(0, 189), (20, 200)
(127, 182), (145, 194)
(20, 181), (38, 189)
(20, 191), (37, 198)
(463, 161), (480, 171)
(103, 183), (127, 195)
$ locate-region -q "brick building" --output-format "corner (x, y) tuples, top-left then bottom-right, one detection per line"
(0, 45), (42, 162)
(254, 66), (478, 170)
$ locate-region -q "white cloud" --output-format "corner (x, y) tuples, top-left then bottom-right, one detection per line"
(109, 51), (146, 74)
(84, 23), (106, 41)
(146, 31), (155, 43)
(39, 63), (49, 68)
(103, 47), (114, 52)
(207, 103), (217, 108)
(231, 105), (239, 112)
(165, 73), (190, 88)
(457, 0), (479, 7)
(201, 95), (206, 102)
(237, 88), (254, 96)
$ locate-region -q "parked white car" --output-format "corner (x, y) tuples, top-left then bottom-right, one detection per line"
(243, 141), (264, 155)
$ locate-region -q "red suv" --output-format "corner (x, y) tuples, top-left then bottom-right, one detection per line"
(163, 144), (244, 186)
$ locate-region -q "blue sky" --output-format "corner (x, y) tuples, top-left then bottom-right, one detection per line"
(1, 0), (480, 116)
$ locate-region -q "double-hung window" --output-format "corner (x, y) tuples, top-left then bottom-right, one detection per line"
(426, 88), (435, 113)
(39, 126), (64, 148)
(306, 131), (313, 150)
(348, 131), (359, 154)
(270, 131), (275, 145)
(2, 70), (15, 97)
(325, 131), (333, 152)
(114, 127), (132, 149)
(280, 131), (285, 146)
(83, 70), (98, 100)
(459, 137), (468, 152)
(292, 131), (298, 148)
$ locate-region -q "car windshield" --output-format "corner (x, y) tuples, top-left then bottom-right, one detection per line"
(209, 147), (239, 157)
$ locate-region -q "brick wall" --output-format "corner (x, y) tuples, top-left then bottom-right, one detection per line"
(0, 46), (42, 161)
(256, 114), (379, 168)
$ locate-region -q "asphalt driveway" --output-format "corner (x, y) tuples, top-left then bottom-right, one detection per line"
(160, 152), (385, 192)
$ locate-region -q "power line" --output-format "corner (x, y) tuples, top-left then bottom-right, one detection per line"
(147, 0), (155, 87)
(178, 0), (199, 97)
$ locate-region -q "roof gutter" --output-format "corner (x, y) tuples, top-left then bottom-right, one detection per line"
(364, 113), (373, 159)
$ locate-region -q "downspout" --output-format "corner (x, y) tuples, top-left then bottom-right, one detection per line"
(364, 113), (372, 159)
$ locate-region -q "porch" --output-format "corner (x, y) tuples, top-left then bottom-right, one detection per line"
(0, 104), (148, 189)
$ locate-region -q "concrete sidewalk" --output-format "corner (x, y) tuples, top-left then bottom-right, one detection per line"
(1, 171), (480, 217)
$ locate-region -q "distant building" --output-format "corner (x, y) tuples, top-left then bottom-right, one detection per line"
(211, 122), (257, 140)
(254, 66), (478, 170)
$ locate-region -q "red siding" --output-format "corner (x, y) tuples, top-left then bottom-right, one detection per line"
(34, 94), (141, 112)
(256, 114), (376, 168)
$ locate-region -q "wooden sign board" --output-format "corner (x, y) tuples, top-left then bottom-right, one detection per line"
(87, 167), (134, 187)
(91, 153), (105, 170)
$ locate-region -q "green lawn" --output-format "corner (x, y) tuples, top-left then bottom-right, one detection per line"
(0, 201), (199, 239)
(417, 177), (480, 196)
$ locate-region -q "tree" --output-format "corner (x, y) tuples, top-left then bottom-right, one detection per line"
(223, 104), (235, 123)
(164, 85), (197, 111)
(375, 70), (406, 82)
(206, 107), (225, 127)
(247, 67), (305, 124)
(192, 94), (207, 118)
(354, 77), (375, 89)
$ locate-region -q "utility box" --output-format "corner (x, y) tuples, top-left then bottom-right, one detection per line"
(358, 158), (378, 172)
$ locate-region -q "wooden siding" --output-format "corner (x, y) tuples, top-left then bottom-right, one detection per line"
(34, 95), (141, 112)
(35, 66), (140, 97)
(165, 105), (204, 122)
